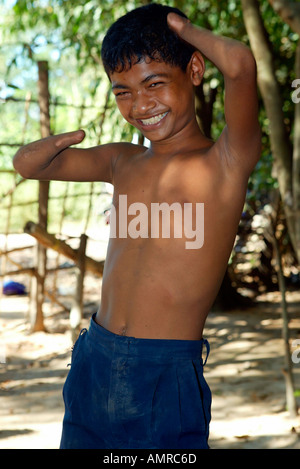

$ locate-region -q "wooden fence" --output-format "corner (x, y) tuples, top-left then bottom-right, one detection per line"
(0, 60), (112, 338)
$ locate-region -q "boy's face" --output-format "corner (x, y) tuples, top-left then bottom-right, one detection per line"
(110, 57), (197, 143)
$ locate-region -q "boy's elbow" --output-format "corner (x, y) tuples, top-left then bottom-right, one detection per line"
(228, 46), (256, 80)
(13, 149), (25, 177)
(240, 47), (256, 74)
(13, 148), (35, 179)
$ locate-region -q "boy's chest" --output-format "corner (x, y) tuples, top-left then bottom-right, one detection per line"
(113, 153), (219, 208)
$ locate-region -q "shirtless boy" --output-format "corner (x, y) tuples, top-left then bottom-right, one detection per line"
(13, 4), (261, 449)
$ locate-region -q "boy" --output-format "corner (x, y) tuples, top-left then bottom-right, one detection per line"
(13, 4), (261, 449)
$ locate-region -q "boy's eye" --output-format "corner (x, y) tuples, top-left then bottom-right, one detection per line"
(115, 91), (130, 97)
(149, 82), (164, 88)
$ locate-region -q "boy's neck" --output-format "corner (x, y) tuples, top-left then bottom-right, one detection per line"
(147, 117), (210, 158)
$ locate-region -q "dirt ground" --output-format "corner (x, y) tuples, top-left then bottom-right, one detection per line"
(1, 287), (300, 450)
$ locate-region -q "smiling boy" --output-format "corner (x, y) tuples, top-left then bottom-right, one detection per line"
(13, 4), (261, 449)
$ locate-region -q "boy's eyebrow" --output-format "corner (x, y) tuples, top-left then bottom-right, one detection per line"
(141, 73), (170, 84)
(112, 82), (128, 90)
(111, 73), (170, 90)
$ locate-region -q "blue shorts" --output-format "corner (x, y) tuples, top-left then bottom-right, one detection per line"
(60, 314), (211, 449)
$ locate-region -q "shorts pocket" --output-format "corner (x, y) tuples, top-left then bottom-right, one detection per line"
(62, 330), (87, 414)
(176, 359), (211, 447)
(150, 364), (181, 449)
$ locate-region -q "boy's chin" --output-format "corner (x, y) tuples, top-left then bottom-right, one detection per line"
(139, 130), (169, 143)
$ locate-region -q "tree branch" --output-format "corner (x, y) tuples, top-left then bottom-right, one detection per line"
(268, 0), (300, 35)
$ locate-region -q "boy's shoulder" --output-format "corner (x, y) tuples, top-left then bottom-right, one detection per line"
(108, 141), (148, 158)
(98, 141), (147, 167)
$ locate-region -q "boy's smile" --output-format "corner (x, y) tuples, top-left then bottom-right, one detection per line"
(138, 111), (169, 126)
(110, 58), (200, 147)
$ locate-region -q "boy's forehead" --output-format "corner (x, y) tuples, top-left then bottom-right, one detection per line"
(109, 57), (183, 86)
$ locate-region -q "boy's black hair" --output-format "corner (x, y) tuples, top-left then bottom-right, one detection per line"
(101, 3), (196, 76)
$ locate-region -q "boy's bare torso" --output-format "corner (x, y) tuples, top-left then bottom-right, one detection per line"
(96, 140), (248, 340)
(13, 14), (261, 342)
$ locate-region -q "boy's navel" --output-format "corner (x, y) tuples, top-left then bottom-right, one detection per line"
(119, 325), (128, 336)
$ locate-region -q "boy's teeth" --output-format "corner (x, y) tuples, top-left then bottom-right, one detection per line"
(141, 112), (167, 125)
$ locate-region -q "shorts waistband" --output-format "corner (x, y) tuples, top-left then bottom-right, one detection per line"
(87, 313), (210, 364)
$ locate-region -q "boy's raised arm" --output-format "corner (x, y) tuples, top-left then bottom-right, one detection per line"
(13, 130), (124, 183)
(167, 13), (261, 175)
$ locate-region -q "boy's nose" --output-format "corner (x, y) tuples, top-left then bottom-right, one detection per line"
(132, 92), (156, 117)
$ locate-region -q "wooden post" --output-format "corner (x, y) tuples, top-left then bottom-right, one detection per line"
(24, 221), (104, 275)
(30, 61), (50, 332)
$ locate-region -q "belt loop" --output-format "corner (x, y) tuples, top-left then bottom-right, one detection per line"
(202, 339), (210, 366)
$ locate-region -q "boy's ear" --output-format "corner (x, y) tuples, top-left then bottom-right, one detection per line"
(188, 51), (205, 86)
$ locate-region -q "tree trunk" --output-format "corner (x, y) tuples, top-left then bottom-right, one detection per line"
(194, 82), (217, 140)
(274, 237), (298, 418)
(269, 192), (298, 417)
(241, 0), (299, 263)
(267, 0), (300, 264)
(293, 42), (300, 263)
(241, 1), (298, 416)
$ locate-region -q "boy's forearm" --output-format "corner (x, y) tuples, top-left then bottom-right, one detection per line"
(168, 14), (255, 79)
(187, 25), (254, 77)
(13, 130), (85, 179)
